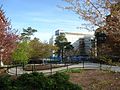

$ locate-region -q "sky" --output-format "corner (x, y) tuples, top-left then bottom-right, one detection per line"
(0, 0), (94, 42)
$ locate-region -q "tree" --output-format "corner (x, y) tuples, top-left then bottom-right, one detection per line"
(61, 0), (119, 27)
(0, 7), (18, 65)
(61, 0), (120, 39)
(61, 0), (120, 62)
(79, 39), (86, 55)
(12, 41), (30, 64)
(29, 38), (57, 59)
(29, 38), (44, 59)
(55, 33), (73, 61)
(12, 27), (37, 64)
(11, 27), (37, 64)
(21, 27), (37, 42)
(94, 31), (107, 57)
(64, 42), (74, 60)
(55, 33), (68, 57)
(95, 3), (120, 58)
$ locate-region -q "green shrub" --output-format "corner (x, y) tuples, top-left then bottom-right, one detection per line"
(48, 72), (82, 90)
(0, 72), (82, 90)
(50, 72), (70, 82)
(16, 72), (48, 90)
(0, 75), (13, 90)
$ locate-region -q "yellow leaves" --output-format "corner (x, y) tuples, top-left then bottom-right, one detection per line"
(29, 38), (58, 58)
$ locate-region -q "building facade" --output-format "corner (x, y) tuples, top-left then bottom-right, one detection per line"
(49, 30), (94, 56)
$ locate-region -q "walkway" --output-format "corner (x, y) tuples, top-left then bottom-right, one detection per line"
(7, 63), (120, 75)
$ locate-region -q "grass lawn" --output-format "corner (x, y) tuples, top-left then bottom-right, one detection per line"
(68, 69), (120, 90)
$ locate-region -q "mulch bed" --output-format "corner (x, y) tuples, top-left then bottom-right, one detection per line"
(69, 69), (120, 90)
(24, 64), (66, 71)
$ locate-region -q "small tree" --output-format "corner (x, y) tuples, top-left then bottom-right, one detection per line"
(12, 41), (30, 64)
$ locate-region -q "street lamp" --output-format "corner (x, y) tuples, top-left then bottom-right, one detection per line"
(0, 46), (4, 67)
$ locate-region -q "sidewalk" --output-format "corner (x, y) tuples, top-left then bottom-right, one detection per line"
(7, 63), (120, 75)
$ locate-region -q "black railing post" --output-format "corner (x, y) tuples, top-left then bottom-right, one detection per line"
(67, 63), (68, 70)
(34, 63), (35, 71)
(61, 47), (63, 63)
(100, 61), (102, 70)
(83, 59), (84, 68)
(50, 60), (52, 75)
(32, 65), (34, 73)
(16, 65), (17, 76)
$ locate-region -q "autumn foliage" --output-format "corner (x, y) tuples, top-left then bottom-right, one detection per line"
(62, 0), (120, 58)
(96, 2), (120, 57)
(0, 7), (18, 64)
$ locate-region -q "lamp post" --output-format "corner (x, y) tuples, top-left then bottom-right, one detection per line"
(0, 46), (4, 67)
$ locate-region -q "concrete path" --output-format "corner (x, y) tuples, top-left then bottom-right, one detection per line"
(7, 63), (120, 75)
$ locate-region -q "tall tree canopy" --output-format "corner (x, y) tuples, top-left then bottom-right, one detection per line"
(29, 38), (57, 59)
(61, 0), (120, 58)
(95, 2), (120, 57)
(21, 27), (37, 41)
(62, 0), (119, 27)
(0, 7), (18, 64)
(55, 34), (73, 57)
(12, 27), (37, 64)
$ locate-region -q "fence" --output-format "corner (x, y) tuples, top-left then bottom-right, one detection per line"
(5, 59), (120, 76)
